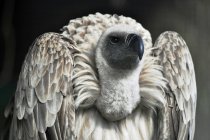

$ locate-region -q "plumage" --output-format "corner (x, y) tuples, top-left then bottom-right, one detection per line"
(1, 13), (196, 140)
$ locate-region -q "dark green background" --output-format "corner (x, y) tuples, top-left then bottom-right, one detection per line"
(1, 0), (210, 139)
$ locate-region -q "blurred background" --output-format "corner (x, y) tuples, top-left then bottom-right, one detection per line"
(0, 0), (209, 139)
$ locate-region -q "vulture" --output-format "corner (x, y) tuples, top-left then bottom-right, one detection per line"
(1, 13), (197, 140)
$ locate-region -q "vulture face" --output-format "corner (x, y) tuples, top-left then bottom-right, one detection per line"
(100, 27), (144, 70)
(95, 25), (144, 121)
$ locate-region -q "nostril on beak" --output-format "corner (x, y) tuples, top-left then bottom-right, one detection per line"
(126, 34), (138, 45)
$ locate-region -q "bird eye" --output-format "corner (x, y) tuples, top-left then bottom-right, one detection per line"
(110, 36), (120, 44)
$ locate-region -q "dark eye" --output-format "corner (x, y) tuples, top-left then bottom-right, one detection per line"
(110, 36), (120, 44)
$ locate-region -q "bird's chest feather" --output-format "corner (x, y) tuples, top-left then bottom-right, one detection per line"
(75, 106), (156, 140)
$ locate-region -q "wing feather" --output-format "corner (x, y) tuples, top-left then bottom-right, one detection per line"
(4, 33), (77, 140)
(153, 31), (197, 140)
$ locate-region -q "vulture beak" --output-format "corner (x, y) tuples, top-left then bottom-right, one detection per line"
(126, 33), (144, 60)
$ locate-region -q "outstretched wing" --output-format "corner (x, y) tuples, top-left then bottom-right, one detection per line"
(153, 31), (197, 140)
(4, 33), (78, 140)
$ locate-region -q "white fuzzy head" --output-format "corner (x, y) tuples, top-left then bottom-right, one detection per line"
(95, 24), (145, 121)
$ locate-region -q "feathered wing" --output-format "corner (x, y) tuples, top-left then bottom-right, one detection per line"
(4, 33), (78, 140)
(153, 31), (197, 140)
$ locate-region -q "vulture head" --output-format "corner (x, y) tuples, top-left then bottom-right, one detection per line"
(96, 25), (144, 70)
(95, 25), (145, 121)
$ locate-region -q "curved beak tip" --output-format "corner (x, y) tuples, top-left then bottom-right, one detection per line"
(126, 34), (144, 60)
(138, 37), (144, 60)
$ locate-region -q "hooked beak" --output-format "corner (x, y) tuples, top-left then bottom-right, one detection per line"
(126, 33), (144, 60)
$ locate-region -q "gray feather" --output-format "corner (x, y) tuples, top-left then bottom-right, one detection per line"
(153, 31), (197, 140)
(46, 93), (63, 114)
